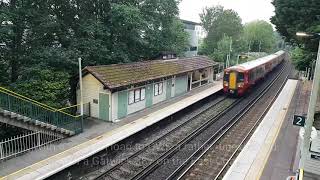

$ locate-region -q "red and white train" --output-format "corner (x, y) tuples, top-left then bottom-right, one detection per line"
(223, 51), (286, 96)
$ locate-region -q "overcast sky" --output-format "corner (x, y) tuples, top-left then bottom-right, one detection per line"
(179, 0), (275, 24)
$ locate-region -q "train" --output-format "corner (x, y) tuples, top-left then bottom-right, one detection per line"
(223, 50), (286, 96)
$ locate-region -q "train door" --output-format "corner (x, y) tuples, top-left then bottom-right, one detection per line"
(229, 72), (237, 89)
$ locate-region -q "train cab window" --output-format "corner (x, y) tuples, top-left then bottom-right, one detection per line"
(237, 73), (244, 82)
(223, 73), (229, 81)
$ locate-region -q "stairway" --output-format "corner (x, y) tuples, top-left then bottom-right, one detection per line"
(0, 87), (83, 136)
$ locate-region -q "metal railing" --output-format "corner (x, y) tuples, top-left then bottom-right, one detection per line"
(0, 87), (83, 134)
(0, 131), (62, 161)
(58, 102), (91, 118)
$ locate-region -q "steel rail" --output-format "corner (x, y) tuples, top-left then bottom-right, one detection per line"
(212, 74), (289, 180)
(130, 97), (243, 180)
(139, 62), (287, 180)
(168, 63), (289, 180)
(92, 94), (231, 179)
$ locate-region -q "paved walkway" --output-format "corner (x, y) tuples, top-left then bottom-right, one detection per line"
(260, 80), (302, 180)
(0, 82), (222, 180)
(223, 79), (298, 180)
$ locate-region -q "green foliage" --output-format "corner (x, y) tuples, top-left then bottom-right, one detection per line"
(243, 20), (277, 53)
(0, 123), (28, 140)
(12, 69), (70, 108)
(291, 47), (316, 71)
(211, 35), (232, 62)
(0, 0), (188, 108)
(199, 5), (281, 65)
(271, 0), (320, 69)
(200, 6), (243, 55)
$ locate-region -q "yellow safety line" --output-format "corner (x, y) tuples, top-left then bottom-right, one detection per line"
(255, 82), (296, 180)
(299, 169), (304, 180)
(4, 84), (224, 179)
(3, 119), (126, 179)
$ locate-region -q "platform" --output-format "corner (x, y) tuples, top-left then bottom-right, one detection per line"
(0, 82), (222, 180)
(223, 79), (298, 180)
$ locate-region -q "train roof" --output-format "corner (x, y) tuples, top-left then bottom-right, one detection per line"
(227, 50), (285, 71)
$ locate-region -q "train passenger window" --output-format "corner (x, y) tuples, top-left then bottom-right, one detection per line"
(238, 73), (244, 82)
(250, 71), (255, 81)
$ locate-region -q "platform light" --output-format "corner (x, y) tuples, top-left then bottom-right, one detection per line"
(296, 32), (313, 37)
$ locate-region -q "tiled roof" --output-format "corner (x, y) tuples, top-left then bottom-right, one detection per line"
(84, 56), (217, 90)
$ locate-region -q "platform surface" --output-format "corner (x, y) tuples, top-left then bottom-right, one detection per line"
(0, 82), (222, 180)
(223, 79), (298, 180)
(260, 80), (302, 180)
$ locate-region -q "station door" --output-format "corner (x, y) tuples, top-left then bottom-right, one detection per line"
(99, 93), (109, 121)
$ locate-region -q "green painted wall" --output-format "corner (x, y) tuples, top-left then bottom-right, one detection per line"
(146, 84), (153, 107)
(175, 75), (188, 96)
(166, 79), (172, 100)
(99, 93), (109, 121)
(117, 90), (128, 119)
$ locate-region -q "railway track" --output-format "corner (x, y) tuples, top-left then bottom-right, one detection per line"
(65, 62), (290, 180)
(90, 96), (238, 180)
(133, 62), (291, 180)
(73, 94), (237, 179)
(172, 64), (292, 180)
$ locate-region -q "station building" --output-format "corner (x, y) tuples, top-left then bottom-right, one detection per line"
(77, 56), (218, 122)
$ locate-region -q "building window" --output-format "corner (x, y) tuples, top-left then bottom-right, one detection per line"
(154, 82), (163, 96)
(190, 46), (198, 51)
(129, 87), (145, 104)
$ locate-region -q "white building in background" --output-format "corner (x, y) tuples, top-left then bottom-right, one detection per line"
(195, 25), (207, 41)
(181, 20), (199, 57)
(181, 19), (207, 57)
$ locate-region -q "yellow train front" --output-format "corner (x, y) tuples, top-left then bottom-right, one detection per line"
(223, 69), (247, 96)
(223, 51), (286, 96)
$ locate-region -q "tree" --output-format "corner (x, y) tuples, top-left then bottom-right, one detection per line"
(271, 0), (320, 69)
(0, 0), (189, 107)
(291, 47), (316, 71)
(243, 20), (276, 53)
(200, 6), (243, 55)
(211, 35), (232, 63)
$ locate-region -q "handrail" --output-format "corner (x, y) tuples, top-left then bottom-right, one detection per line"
(0, 87), (57, 111)
(58, 104), (81, 111)
(0, 86), (81, 118)
(0, 86), (83, 134)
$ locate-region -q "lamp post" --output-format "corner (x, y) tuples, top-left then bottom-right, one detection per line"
(78, 57), (83, 116)
(296, 32), (320, 169)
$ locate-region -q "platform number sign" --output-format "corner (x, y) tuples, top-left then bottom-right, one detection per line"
(293, 115), (306, 127)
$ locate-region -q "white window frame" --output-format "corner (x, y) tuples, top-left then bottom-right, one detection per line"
(154, 82), (163, 96)
(129, 90), (134, 104)
(128, 87), (145, 105)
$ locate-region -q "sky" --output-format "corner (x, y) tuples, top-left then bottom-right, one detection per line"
(179, 0), (275, 25)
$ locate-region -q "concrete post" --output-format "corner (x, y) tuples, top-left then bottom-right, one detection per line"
(0, 142), (3, 159)
(78, 58), (83, 116)
(300, 40), (320, 168)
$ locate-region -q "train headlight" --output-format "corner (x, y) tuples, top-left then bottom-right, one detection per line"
(223, 81), (228, 86)
(238, 82), (244, 88)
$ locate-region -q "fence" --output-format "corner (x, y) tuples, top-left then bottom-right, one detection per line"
(0, 131), (62, 161)
(58, 102), (91, 118)
(0, 86), (83, 134)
